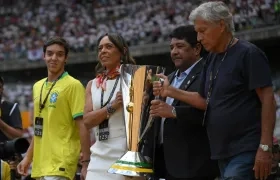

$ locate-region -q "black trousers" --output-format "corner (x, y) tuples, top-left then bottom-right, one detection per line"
(154, 145), (216, 180)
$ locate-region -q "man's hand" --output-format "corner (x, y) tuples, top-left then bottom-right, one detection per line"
(153, 74), (170, 98)
(150, 100), (175, 118)
(0, 118), (7, 129)
(78, 152), (89, 180)
(8, 160), (18, 170)
(80, 163), (88, 180)
(17, 157), (32, 176)
(8, 154), (21, 170)
(253, 148), (273, 180)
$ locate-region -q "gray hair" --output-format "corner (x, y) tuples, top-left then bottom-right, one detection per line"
(189, 1), (235, 33)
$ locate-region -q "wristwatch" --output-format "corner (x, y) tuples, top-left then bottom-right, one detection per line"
(259, 144), (272, 152)
(106, 102), (116, 118)
(171, 106), (177, 118)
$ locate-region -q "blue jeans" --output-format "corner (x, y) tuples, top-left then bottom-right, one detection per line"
(218, 151), (256, 180)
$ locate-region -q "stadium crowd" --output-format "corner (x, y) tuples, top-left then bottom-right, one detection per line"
(0, 0), (279, 61)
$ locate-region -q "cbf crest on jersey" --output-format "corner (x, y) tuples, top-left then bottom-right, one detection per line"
(49, 91), (59, 108)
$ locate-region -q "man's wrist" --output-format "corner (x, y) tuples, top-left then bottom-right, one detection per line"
(0, 120), (6, 130)
(81, 159), (90, 166)
(82, 163), (89, 168)
(259, 144), (273, 152)
(24, 155), (33, 163)
(166, 86), (173, 97)
(260, 142), (273, 147)
(260, 137), (273, 147)
(171, 106), (177, 118)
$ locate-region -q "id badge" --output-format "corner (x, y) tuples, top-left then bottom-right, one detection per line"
(34, 117), (43, 137)
(99, 119), (109, 141)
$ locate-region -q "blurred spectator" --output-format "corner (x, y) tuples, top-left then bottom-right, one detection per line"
(0, 77), (23, 143)
(2, 83), (32, 111)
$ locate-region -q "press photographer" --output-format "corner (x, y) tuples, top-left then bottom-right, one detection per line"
(0, 76), (23, 143)
(0, 137), (30, 180)
(0, 76), (27, 180)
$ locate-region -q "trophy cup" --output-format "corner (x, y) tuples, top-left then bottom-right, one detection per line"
(108, 64), (165, 177)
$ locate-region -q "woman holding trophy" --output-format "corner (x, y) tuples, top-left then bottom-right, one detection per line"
(83, 33), (140, 180)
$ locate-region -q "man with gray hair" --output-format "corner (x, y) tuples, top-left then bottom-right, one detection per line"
(152, 1), (276, 180)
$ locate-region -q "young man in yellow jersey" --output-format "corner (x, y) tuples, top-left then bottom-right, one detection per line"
(17, 37), (91, 180)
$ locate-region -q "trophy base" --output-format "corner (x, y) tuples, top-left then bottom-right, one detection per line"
(108, 151), (153, 177)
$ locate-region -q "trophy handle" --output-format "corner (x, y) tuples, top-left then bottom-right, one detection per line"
(130, 66), (146, 151)
(138, 67), (165, 143)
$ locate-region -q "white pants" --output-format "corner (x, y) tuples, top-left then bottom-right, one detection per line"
(36, 176), (69, 180)
(86, 171), (144, 180)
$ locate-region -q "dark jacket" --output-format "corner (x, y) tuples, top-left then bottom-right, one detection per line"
(0, 100), (22, 142)
(141, 59), (219, 179)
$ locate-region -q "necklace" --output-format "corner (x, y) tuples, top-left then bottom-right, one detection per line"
(202, 37), (235, 126)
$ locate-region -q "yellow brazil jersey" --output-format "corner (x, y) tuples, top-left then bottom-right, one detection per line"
(0, 160), (10, 180)
(31, 72), (85, 180)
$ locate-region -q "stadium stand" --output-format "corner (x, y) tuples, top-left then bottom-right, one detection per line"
(0, 0), (279, 62)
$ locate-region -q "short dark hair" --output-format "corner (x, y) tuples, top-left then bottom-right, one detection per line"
(169, 25), (198, 47)
(43, 37), (70, 57)
(169, 25), (206, 56)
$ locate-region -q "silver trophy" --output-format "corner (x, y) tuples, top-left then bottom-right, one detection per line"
(108, 64), (166, 177)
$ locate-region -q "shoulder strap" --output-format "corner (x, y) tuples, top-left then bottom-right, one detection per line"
(1, 101), (17, 117)
(9, 103), (17, 116)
